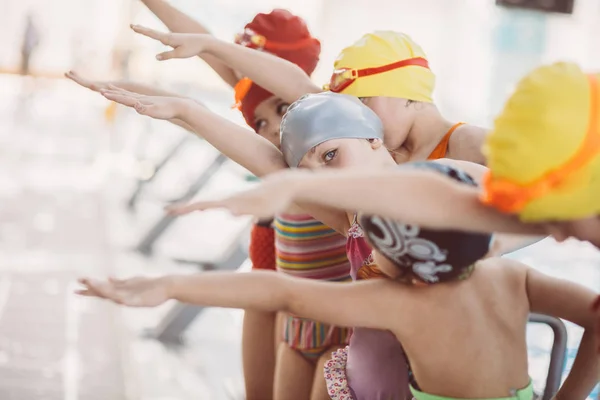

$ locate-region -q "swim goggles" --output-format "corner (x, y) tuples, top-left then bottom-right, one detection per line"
(324, 57), (430, 93)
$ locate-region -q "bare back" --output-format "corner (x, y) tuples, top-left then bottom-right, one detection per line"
(388, 258), (531, 397)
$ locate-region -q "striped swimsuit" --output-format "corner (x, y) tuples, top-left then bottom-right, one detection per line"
(275, 213), (352, 359)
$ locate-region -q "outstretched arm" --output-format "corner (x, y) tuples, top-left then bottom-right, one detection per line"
(174, 165), (546, 236)
(65, 70), (196, 132)
(101, 86), (350, 233)
(287, 168), (546, 235)
(102, 86), (286, 177)
(201, 35), (321, 103)
(77, 271), (395, 331)
(139, 0), (238, 86)
(526, 266), (599, 399)
(131, 25), (321, 103)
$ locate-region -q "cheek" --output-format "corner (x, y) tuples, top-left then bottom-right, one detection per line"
(573, 220), (600, 245)
(298, 158), (321, 170)
(333, 149), (364, 168)
(269, 115), (283, 131)
(258, 116), (283, 147)
(368, 103), (409, 148)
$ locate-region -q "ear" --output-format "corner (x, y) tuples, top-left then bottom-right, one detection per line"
(369, 138), (384, 150)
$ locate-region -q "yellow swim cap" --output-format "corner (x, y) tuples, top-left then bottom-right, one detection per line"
(482, 62), (600, 222)
(329, 31), (435, 102)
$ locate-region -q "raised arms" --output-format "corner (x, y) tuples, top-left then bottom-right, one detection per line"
(139, 0), (238, 86)
(131, 25), (321, 104)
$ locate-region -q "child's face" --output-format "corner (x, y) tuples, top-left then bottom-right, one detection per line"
(298, 138), (395, 169)
(360, 96), (416, 152)
(543, 216), (600, 248)
(253, 96), (290, 149)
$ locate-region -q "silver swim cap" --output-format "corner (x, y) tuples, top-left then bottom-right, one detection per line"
(280, 92), (384, 167)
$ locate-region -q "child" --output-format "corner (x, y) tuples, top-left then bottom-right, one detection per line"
(68, 8), (350, 398)
(76, 160), (598, 399)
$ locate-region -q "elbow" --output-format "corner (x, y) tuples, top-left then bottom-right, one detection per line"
(297, 80), (321, 99)
(286, 70), (321, 103)
(585, 295), (600, 331)
(302, 79), (321, 95)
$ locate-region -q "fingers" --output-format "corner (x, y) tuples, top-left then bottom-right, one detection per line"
(74, 289), (99, 297)
(108, 276), (132, 287)
(132, 102), (154, 116)
(80, 277), (117, 300)
(164, 200), (219, 216)
(131, 24), (171, 46)
(101, 85), (148, 107)
(156, 50), (178, 61)
(105, 85), (143, 99)
(65, 70), (96, 91)
(76, 278), (104, 298)
(101, 91), (138, 108)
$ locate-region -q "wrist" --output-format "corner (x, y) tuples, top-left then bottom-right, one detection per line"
(176, 97), (200, 120)
(201, 35), (221, 56)
(288, 170), (319, 202)
(161, 275), (181, 301)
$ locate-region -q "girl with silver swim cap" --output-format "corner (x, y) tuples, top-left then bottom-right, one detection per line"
(277, 92), (492, 399)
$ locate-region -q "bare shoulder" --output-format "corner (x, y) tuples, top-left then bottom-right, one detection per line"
(475, 257), (529, 285)
(448, 125), (488, 165)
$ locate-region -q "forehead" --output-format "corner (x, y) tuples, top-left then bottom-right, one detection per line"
(253, 96), (282, 118)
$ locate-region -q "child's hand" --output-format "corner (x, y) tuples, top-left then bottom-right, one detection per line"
(131, 24), (212, 61)
(76, 276), (171, 307)
(165, 169), (308, 218)
(100, 85), (189, 120)
(65, 70), (110, 92)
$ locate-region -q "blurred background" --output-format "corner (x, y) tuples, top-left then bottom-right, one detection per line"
(0, 0), (598, 399)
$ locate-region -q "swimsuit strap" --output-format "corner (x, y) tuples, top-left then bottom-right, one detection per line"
(427, 122), (465, 160)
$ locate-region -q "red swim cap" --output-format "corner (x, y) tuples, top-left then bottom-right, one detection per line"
(234, 9), (321, 130)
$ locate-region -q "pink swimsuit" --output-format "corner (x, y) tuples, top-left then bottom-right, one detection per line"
(324, 221), (411, 400)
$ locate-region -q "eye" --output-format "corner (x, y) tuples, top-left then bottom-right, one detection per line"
(276, 102), (289, 115)
(254, 119), (266, 131)
(322, 149), (338, 163)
